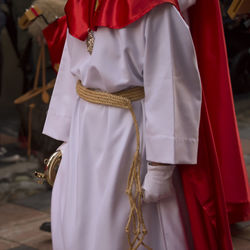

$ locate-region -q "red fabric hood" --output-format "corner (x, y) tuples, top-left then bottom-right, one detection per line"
(43, 16), (67, 72)
(65, 0), (179, 41)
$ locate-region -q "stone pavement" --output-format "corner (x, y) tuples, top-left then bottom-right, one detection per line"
(0, 99), (52, 250)
(0, 192), (52, 250)
(0, 94), (250, 250)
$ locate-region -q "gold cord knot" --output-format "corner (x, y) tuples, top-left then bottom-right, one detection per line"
(76, 81), (151, 250)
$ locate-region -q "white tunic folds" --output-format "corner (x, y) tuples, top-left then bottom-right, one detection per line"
(43, 3), (201, 250)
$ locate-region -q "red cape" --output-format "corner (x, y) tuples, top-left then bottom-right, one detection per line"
(44, 0), (250, 249)
(189, 0), (250, 223)
(179, 0), (250, 249)
(43, 16), (67, 72)
(65, 0), (180, 41)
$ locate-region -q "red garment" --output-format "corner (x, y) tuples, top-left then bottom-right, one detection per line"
(188, 0), (250, 224)
(43, 16), (67, 72)
(65, 0), (180, 41)
(49, 0), (250, 249)
(179, 0), (250, 249)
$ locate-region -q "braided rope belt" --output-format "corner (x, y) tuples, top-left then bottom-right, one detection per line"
(76, 80), (151, 250)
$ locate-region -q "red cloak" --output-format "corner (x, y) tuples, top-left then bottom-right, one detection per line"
(44, 0), (250, 249)
(179, 0), (250, 249)
(43, 16), (67, 72)
(64, 0), (180, 41)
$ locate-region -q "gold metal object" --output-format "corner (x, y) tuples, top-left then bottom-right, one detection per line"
(86, 30), (95, 55)
(34, 150), (62, 186)
(85, 0), (99, 55)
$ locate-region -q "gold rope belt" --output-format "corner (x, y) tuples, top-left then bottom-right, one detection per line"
(76, 80), (151, 250)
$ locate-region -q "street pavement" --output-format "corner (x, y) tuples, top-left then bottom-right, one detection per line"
(0, 193), (51, 250)
(0, 94), (250, 250)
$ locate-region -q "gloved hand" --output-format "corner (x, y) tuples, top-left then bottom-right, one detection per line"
(142, 163), (176, 203)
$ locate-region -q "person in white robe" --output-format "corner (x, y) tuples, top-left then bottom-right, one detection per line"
(43, 2), (202, 250)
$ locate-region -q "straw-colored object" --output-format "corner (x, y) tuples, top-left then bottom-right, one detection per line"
(18, 6), (43, 30)
(18, 0), (67, 38)
(14, 43), (55, 157)
(76, 81), (151, 250)
(14, 44), (54, 105)
(228, 0), (250, 19)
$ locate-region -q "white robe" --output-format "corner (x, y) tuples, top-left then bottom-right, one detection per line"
(43, 3), (202, 250)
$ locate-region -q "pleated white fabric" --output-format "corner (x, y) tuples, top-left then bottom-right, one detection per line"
(43, 3), (201, 250)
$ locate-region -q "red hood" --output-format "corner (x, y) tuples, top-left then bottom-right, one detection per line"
(65, 0), (179, 41)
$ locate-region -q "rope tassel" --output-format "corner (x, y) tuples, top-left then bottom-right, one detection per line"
(125, 149), (150, 250)
(76, 81), (151, 250)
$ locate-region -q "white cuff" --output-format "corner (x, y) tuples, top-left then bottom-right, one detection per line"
(146, 134), (198, 164)
(43, 111), (71, 142)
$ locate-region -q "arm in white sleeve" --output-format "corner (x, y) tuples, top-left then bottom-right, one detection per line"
(143, 4), (202, 165)
(42, 31), (79, 142)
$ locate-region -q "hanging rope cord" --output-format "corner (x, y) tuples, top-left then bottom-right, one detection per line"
(76, 81), (151, 250)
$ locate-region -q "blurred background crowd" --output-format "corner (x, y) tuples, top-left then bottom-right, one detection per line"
(0, 0), (249, 249)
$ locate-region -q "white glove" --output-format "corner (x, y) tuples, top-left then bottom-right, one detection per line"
(142, 163), (176, 203)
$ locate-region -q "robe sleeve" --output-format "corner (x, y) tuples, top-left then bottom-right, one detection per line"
(178, 0), (196, 12)
(42, 31), (79, 142)
(178, 0), (196, 24)
(143, 4), (202, 165)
